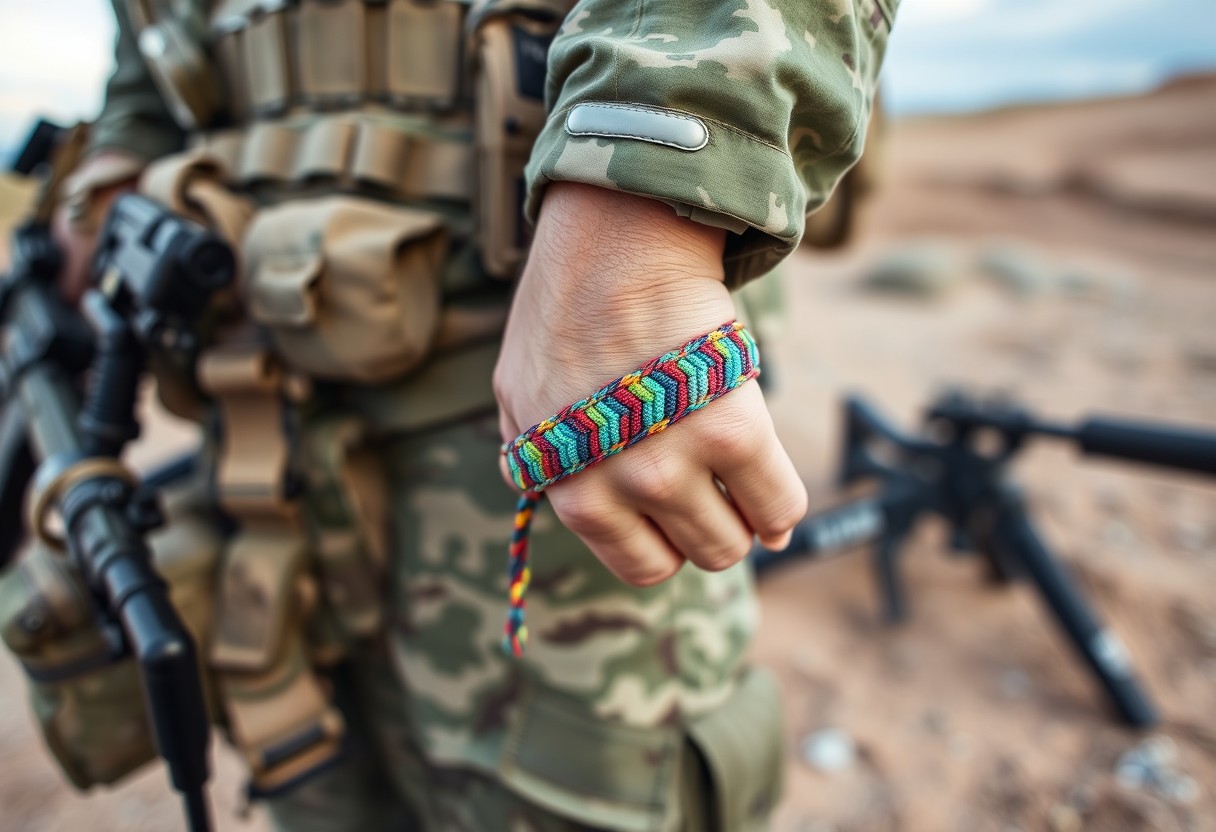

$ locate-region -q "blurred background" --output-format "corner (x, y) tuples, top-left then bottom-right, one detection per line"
(1, 1), (1214, 830)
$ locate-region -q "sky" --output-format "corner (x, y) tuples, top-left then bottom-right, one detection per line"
(0, 0), (1214, 156)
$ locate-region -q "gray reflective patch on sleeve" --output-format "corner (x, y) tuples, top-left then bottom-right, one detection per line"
(565, 103), (709, 151)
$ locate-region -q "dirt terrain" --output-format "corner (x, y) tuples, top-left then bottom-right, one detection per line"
(1, 76), (1214, 831)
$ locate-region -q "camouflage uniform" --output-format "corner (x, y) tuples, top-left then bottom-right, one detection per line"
(37, 0), (894, 829)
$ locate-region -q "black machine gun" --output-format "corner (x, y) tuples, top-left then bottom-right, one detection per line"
(0, 185), (235, 830)
(754, 391), (1216, 728)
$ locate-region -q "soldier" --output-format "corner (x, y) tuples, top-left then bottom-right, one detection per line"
(9, 0), (895, 829)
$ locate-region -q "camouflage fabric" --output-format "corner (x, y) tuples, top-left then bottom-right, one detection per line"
(39, 1), (899, 829)
(526, 0), (896, 285)
(265, 413), (783, 831)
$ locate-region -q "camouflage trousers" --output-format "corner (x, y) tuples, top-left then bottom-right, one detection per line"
(264, 411), (785, 832)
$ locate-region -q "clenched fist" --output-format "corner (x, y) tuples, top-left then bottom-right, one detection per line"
(494, 182), (807, 587)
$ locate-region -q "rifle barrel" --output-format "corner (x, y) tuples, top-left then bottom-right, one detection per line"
(1074, 417), (1216, 476)
(751, 494), (889, 574)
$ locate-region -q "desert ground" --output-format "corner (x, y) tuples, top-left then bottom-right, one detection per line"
(1, 76), (1214, 831)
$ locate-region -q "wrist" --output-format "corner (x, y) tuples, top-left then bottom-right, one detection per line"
(528, 182), (727, 291)
(520, 182), (733, 340)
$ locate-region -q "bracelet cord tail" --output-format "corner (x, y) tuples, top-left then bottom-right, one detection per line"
(504, 491), (540, 656)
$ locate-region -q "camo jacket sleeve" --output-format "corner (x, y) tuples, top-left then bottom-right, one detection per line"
(525, 0), (896, 285)
(89, 0), (185, 161)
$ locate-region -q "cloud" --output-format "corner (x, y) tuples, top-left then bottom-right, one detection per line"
(883, 0), (1216, 113)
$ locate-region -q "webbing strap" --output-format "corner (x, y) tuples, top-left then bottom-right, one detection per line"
(197, 345), (302, 520)
(198, 341), (347, 793)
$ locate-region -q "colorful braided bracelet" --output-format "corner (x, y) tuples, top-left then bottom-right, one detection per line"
(501, 320), (760, 656)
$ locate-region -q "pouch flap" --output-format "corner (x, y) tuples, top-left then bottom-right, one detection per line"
(247, 251), (323, 327)
(0, 544), (93, 655)
(241, 195), (448, 382)
(499, 685), (683, 832)
(687, 667), (785, 832)
(211, 527), (308, 672)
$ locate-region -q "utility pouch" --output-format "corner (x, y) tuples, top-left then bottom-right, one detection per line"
(469, 1), (562, 278)
(210, 524), (346, 796)
(0, 483), (222, 789)
(243, 196), (447, 384)
(0, 544), (149, 788)
(497, 666), (783, 831)
(686, 666), (785, 832)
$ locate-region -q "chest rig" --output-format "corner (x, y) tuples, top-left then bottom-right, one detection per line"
(122, 0), (567, 797)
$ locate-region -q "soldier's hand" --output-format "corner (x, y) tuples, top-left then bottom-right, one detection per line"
(494, 182), (807, 587)
(50, 151), (141, 304)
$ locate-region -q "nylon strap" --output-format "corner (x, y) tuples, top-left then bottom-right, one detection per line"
(198, 343), (347, 794)
(192, 115), (474, 203)
(197, 345), (303, 520)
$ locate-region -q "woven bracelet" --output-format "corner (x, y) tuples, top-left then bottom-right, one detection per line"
(501, 320), (760, 656)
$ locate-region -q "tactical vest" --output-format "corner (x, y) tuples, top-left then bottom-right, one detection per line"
(131, 0), (567, 796)
(131, 0), (564, 275)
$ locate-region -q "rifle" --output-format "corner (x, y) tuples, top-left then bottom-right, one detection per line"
(753, 391), (1216, 728)
(1, 143), (234, 829)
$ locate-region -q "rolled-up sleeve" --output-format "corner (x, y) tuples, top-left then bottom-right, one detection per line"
(525, 0), (896, 285)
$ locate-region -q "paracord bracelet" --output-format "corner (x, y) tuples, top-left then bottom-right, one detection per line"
(501, 320), (760, 656)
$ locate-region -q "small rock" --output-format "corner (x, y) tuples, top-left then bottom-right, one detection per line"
(1115, 735), (1199, 805)
(1056, 265), (1140, 303)
(921, 708), (950, 735)
(797, 821), (836, 832)
(999, 669), (1033, 700)
(1102, 521), (1135, 549)
(948, 734), (973, 760)
(1048, 803), (1083, 832)
(801, 728), (857, 774)
(862, 244), (965, 298)
(888, 643), (923, 673)
(1164, 774), (1200, 805)
(979, 244), (1056, 297)
(1183, 343), (1216, 375)
(1172, 520), (1208, 553)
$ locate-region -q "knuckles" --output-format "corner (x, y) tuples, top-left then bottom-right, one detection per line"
(615, 558), (683, 588)
(626, 454), (685, 505)
(752, 483), (809, 540)
(691, 535), (752, 573)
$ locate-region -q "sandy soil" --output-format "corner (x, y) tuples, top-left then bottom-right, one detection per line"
(1, 76), (1214, 831)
